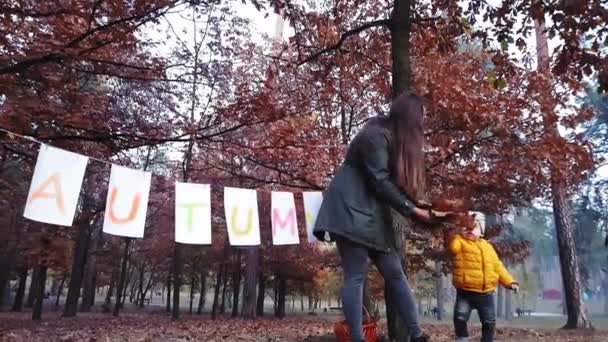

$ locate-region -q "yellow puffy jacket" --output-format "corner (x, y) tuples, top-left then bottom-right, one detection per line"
(449, 234), (516, 293)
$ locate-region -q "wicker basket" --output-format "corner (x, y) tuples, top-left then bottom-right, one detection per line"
(333, 306), (377, 342)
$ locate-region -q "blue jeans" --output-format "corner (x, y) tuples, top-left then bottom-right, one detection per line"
(453, 290), (496, 342)
(336, 237), (422, 342)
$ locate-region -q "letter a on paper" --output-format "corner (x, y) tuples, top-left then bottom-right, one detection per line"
(23, 144), (88, 226)
(271, 191), (300, 245)
(224, 187), (260, 246)
(102, 165), (151, 238)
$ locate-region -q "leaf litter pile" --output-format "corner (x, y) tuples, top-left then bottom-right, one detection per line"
(0, 313), (604, 341)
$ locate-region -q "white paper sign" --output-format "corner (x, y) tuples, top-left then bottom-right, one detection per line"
(271, 191), (300, 245)
(302, 192), (323, 243)
(102, 165), (151, 238)
(175, 182), (211, 244)
(224, 187), (261, 246)
(23, 144), (88, 226)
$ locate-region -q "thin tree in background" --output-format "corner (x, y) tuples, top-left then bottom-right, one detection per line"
(534, 16), (592, 329)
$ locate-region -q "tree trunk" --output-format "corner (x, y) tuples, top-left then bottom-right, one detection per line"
(32, 266), (48, 320)
(390, 0), (412, 98)
(26, 267), (40, 308)
(552, 184), (593, 328)
(0, 258), (11, 308)
(50, 277), (60, 296)
(273, 277), (278, 313)
(63, 221), (92, 317)
(384, 0), (416, 334)
(11, 268), (28, 311)
(497, 286), (504, 318)
(55, 277), (66, 310)
(165, 275), (171, 313)
(197, 270), (206, 315)
(257, 275), (265, 316)
(386, 281), (408, 341)
(231, 249), (242, 317)
(505, 288), (513, 321)
(242, 247), (258, 318)
(385, 221), (409, 341)
(113, 238), (131, 316)
(189, 274), (195, 314)
(80, 224), (102, 312)
(435, 261), (445, 321)
(137, 266), (145, 308)
(212, 242), (229, 319)
(300, 294), (304, 312)
(533, 17), (593, 329)
(212, 267), (222, 319)
(220, 266), (228, 314)
(275, 274), (286, 318)
(104, 274), (115, 312)
(171, 243), (182, 320)
(80, 266), (96, 312)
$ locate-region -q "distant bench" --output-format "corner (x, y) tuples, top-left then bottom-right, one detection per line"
(324, 307), (342, 313)
(516, 308), (533, 317)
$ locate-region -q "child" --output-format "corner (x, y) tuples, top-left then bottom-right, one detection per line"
(448, 212), (519, 342)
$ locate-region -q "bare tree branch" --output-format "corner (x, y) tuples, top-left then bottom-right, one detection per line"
(297, 19), (390, 66)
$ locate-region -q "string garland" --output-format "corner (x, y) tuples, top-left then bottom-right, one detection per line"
(0, 126), (340, 192)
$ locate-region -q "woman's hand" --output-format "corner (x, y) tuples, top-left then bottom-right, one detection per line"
(413, 207), (452, 223)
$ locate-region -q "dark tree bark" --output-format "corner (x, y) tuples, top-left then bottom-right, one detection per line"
(386, 219), (409, 341)
(138, 269), (154, 308)
(197, 270), (207, 314)
(390, 0), (412, 98)
(171, 244), (182, 320)
(308, 295), (313, 311)
(104, 272), (116, 312)
(54, 277), (66, 310)
(385, 0), (414, 338)
(552, 184), (592, 328)
(80, 223), (102, 312)
(165, 275), (171, 313)
(26, 267), (40, 308)
(273, 277), (278, 313)
(189, 273), (195, 314)
(137, 266), (145, 308)
(212, 241), (229, 319)
(497, 286), (504, 318)
(257, 275), (265, 317)
(112, 238), (131, 316)
(32, 266), (48, 320)
(242, 246), (258, 318)
(0, 257), (13, 308)
(211, 267), (222, 319)
(275, 273), (286, 318)
(220, 263), (228, 314)
(11, 268), (28, 311)
(63, 217), (93, 317)
(231, 249), (242, 318)
(435, 261), (445, 321)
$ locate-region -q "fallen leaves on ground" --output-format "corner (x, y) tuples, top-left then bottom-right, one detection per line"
(0, 312), (605, 342)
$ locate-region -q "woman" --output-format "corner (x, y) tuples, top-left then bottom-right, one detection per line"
(313, 92), (447, 342)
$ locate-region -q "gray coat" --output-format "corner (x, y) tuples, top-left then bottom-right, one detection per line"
(313, 116), (416, 252)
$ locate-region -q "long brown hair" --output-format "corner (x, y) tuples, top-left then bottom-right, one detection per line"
(388, 92), (426, 201)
